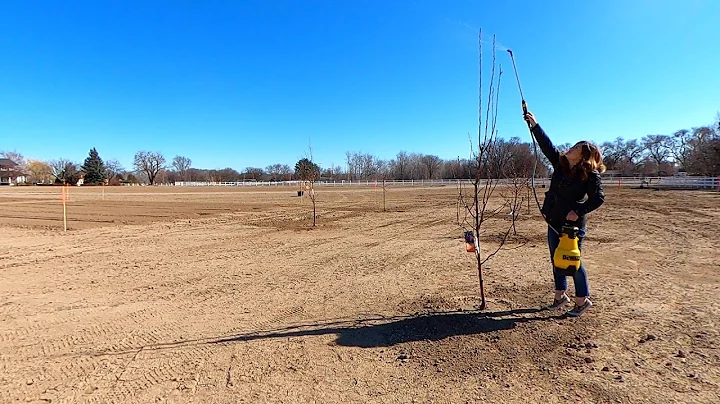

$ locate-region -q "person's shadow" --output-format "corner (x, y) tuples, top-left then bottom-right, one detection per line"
(213, 307), (558, 348)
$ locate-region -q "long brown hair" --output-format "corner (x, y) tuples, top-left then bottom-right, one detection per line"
(561, 141), (606, 181)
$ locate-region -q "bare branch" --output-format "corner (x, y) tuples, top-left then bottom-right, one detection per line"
(481, 219), (515, 266)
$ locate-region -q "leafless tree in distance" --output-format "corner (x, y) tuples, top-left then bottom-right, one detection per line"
(172, 156), (192, 181)
(133, 151), (166, 185)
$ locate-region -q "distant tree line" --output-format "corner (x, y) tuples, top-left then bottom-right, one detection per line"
(599, 123), (720, 176)
(2, 114), (718, 185)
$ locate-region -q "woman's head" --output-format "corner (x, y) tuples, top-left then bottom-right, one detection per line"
(563, 141), (606, 177)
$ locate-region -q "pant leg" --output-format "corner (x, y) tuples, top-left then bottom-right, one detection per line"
(572, 228), (591, 297)
(547, 226), (567, 291)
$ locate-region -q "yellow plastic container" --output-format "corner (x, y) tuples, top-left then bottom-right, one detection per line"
(553, 227), (581, 275)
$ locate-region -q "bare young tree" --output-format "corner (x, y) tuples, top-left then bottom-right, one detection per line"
(172, 156), (192, 181)
(373, 159), (390, 212)
(296, 147), (320, 227)
(456, 32), (514, 310)
(133, 151), (166, 185)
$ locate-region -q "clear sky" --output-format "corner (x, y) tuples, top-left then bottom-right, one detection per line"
(1, 0), (718, 172)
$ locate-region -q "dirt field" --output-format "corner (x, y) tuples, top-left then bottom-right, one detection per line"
(0, 184), (718, 403)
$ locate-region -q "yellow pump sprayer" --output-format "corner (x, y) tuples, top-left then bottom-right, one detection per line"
(552, 225), (582, 276)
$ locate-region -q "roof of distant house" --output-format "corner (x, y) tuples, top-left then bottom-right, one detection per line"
(0, 158), (19, 167)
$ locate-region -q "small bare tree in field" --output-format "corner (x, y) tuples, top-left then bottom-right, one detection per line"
(456, 32), (514, 310)
(374, 160), (390, 212)
(295, 147), (320, 227)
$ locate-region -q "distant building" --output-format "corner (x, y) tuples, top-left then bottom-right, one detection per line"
(0, 158), (25, 185)
(602, 169), (622, 177)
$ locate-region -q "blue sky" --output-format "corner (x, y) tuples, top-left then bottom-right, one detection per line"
(1, 0), (718, 172)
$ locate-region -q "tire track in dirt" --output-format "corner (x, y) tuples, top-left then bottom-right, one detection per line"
(79, 345), (221, 404)
(8, 318), (229, 402)
(2, 303), (184, 362)
(222, 305), (308, 338)
(0, 321), (46, 345)
(12, 284), (284, 363)
(0, 244), (120, 271)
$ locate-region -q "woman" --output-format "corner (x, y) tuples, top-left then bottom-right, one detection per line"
(524, 111), (606, 317)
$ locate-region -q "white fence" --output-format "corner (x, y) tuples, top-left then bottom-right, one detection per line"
(174, 176), (720, 190)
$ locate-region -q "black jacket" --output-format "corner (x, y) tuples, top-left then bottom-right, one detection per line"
(531, 124), (605, 230)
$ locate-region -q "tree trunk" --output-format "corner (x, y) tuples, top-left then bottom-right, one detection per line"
(312, 191), (316, 227)
(382, 180), (386, 212)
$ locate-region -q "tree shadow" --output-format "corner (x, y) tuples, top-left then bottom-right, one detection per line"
(334, 313), (516, 348)
(66, 307), (561, 359)
(213, 307), (559, 348)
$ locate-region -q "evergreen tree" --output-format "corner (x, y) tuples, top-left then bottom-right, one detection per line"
(81, 147), (107, 184)
(294, 158), (320, 181)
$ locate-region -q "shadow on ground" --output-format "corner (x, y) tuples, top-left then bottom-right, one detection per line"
(61, 308), (562, 358)
(214, 307), (558, 348)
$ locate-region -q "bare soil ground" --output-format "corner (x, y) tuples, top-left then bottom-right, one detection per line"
(0, 185), (718, 403)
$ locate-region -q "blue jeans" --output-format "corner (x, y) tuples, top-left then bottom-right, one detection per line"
(548, 226), (590, 297)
